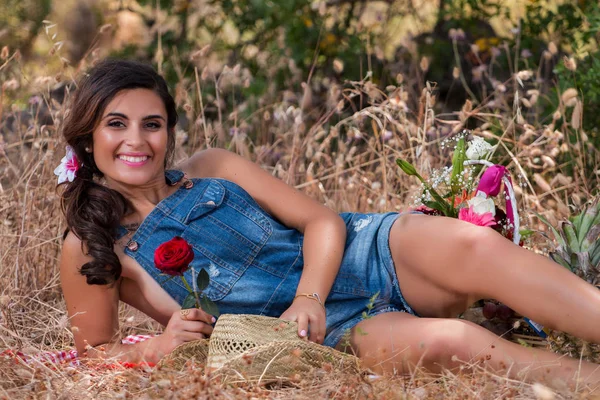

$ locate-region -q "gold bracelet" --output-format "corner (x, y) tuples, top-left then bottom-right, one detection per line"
(294, 292), (325, 311)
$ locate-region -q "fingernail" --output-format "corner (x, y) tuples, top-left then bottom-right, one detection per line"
(300, 329), (307, 337)
(211, 316), (216, 323)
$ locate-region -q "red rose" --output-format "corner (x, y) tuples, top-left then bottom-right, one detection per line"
(154, 236), (194, 276)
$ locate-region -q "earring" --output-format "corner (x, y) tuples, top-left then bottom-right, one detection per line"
(85, 147), (92, 153)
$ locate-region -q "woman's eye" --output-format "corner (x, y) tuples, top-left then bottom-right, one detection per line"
(146, 122), (161, 129)
(108, 120), (125, 128)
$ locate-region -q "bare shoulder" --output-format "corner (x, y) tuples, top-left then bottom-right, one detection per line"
(177, 147), (230, 179)
(180, 147), (270, 181)
(60, 231), (92, 274)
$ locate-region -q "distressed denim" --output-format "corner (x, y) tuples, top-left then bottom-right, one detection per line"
(119, 170), (417, 348)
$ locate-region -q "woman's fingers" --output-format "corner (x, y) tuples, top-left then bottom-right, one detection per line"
(181, 320), (214, 336)
(309, 316), (324, 343)
(297, 313), (309, 339)
(179, 331), (207, 342)
(177, 308), (216, 325)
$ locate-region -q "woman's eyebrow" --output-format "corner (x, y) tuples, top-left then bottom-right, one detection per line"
(103, 112), (128, 120)
(142, 114), (166, 121)
(102, 112), (166, 121)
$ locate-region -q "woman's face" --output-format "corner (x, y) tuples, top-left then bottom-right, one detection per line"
(92, 88), (170, 188)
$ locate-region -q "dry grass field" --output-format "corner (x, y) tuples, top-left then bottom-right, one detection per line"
(1, 3), (600, 398)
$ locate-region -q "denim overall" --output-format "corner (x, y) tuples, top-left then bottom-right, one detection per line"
(118, 170), (417, 347)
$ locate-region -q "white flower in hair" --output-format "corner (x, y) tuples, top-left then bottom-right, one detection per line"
(466, 136), (496, 160)
(53, 145), (81, 184)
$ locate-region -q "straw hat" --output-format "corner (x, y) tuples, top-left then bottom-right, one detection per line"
(158, 314), (360, 382)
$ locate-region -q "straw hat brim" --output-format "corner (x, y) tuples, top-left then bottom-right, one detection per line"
(157, 314), (360, 381)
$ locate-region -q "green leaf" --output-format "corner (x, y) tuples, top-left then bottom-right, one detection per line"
(396, 158), (424, 182)
(200, 295), (220, 317)
(577, 205), (598, 246)
(395, 158), (452, 215)
(562, 222), (580, 252)
(423, 200), (448, 214)
(182, 292), (198, 309)
(519, 229), (535, 239)
(571, 213), (583, 235)
(550, 253), (572, 271)
(197, 268), (210, 292)
(425, 187), (452, 216)
(450, 137), (466, 193)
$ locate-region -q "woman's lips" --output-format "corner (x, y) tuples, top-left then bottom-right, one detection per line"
(117, 155), (150, 167)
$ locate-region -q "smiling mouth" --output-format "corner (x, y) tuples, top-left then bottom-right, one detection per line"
(118, 155), (149, 163)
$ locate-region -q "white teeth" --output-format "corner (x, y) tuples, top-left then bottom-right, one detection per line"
(118, 155), (148, 163)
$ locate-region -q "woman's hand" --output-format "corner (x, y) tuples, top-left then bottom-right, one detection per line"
(155, 308), (215, 356)
(280, 297), (326, 344)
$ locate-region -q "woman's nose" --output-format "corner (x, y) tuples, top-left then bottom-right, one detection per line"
(123, 124), (145, 145)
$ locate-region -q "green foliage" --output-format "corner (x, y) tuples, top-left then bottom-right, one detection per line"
(521, 2), (588, 50)
(197, 267), (210, 291)
(200, 294), (220, 317)
(0, 0), (51, 54)
(450, 137), (466, 195)
(440, 0), (509, 22)
(396, 157), (454, 217)
(361, 291), (380, 320)
(182, 292), (198, 309)
(537, 198), (600, 281)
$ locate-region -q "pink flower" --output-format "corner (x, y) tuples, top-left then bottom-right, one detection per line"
(476, 165), (506, 197)
(458, 206), (496, 227)
(53, 145), (81, 184)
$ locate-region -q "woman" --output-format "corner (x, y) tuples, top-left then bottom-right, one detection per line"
(58, 59), (600, 386)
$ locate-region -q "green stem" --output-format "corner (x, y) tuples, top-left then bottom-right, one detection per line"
(180, 275), (194, 293)
(180, 275), (201, 308)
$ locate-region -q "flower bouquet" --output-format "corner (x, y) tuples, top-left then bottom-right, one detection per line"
(396, 132), (548, 337)
(396, 133), (527, 246)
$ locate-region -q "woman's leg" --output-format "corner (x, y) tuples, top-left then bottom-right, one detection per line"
(389, 213), (600, 343)
(344, 312), (600, 387)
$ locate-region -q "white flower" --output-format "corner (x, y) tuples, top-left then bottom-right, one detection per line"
(467, 196), (496, 216)
(53, 145), (80, 184)
(466, 136), (496, 160)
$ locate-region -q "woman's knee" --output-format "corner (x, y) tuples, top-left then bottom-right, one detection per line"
(417, 319), (480, 366)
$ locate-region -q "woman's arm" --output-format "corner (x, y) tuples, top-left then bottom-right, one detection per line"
(60, 232), (123, 355)
(184, 148), (347, 342)
(60, 233), (213, 363)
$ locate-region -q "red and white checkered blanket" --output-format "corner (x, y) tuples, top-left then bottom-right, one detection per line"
(1, 334), (154, 368)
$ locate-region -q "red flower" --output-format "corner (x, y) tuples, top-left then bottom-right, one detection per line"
(154, 236), (194, 276)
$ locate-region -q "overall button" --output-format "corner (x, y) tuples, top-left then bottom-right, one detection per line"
(184, 180), (194, 189)
(205, 200), (215, 205)
(127, 241), (139, 251)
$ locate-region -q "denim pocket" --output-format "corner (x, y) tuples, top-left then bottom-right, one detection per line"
(181, 179), (273, 300)
(330, 272), (372, 298)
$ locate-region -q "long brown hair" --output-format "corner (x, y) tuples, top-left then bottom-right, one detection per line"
(59, 59), (177, 285)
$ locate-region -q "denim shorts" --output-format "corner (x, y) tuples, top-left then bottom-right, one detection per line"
(322, 212), (419, 347)
(120, 170), (418, 349)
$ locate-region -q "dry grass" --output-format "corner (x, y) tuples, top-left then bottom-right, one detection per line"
(2, 23), (600, 399)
